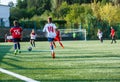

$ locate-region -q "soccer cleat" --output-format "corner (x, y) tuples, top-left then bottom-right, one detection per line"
(14, 50), (18, 55)
(51, 52), (55, 59)
(18, 50), (21, 54)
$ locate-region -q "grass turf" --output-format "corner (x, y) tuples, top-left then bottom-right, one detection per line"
(0, 41), (120, 82)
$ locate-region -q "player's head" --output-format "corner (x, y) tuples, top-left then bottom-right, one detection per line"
(48, 17), (52, 23)
(111, 26), (113, 29)
(98, 29), (101, 32)
(13, 20), (19, 26)
(32, 29), (35, 32)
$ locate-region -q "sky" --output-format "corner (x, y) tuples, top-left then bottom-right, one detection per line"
(0, 0), (17, 5)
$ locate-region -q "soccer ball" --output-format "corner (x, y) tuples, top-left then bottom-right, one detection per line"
(28, 47), (32, 51)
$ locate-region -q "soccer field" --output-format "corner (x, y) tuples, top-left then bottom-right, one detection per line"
(0, 41), (120, 82)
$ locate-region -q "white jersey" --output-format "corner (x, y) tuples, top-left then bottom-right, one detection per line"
(30, 33), (37, 40)
(7, 36), (13, 39)
(97, 32), (103, 39)
(43, 23), (57, 38)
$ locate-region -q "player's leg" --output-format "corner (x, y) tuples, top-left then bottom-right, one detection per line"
(57, 38), (64, 48)
(17, 42), (21, 53)
(100, 37), (103, 43)
(33, 40), (35, 47)
(53, 41), (56, 48)
(48, 38), (55, 58)
(111, 37), (114, 44)
(13, 38), (18, 55)
(59, 41), (64, 48)
(30, 39), (33, 46)
(17, 39), (21, 53)
(50, 42), (55, 58)
(113, 36), (116, 43)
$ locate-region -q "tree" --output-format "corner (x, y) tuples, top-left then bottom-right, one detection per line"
(65, 4), (86, 28)
(57, 2), (70, 19)
(27, 0), (51, 15)
(16, 0), (27, 9)
(99, 3), (120, 25)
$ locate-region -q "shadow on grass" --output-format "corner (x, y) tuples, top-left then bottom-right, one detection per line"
(40, 79), (120, 82)
(1, 79), (120, 82)
(0, 45), (13, 65)
(0, 44), (25, 69)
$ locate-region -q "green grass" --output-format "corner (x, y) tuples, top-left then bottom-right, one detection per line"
(0, 41), (120, 82)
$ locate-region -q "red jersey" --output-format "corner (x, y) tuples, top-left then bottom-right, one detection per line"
(10, 26), (22, 38)
(54, 30), (60, 41)
(111, 28), (115, 37)
(56, 30), (60, 38)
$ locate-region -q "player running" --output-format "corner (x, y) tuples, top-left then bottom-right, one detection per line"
(10, 20), (23, 55)
(97, 29), (103, 43)
(53, 29), (64, 48)
(30, 29), (37, 47)
(110, 27), (116, 44)
(43, 17), (57, 59)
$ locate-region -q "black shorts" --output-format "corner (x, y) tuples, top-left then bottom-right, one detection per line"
(13, 38), (21, 42)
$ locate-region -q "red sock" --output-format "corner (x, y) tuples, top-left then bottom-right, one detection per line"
(59, 42), (64, 48)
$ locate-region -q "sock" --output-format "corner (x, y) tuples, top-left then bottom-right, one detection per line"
(18, 42), (20, 50)
(50, 42), (54, 51)
(59, 42), (64, 48)
(14, 43), (17, 50)
(33, 41), (35, 47)
(53, 42), (56, 48)
(51, 45), (54, 51)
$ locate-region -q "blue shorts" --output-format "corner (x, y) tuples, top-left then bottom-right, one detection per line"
(48, 38), (54, 42)
(13, 38), (21, 42)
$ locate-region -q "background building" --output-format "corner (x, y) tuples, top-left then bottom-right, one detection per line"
(0, 4), (10, 27)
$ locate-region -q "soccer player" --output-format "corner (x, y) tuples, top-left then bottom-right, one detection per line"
(97, 29), (103, 43)
(110, 27), (116, 44)
(5, 33), (7, 42)
(10, 20), (23, 55)
(53, 28), (64, 48)
(43, 17), (56, 59)
(30, 29), (37, 47)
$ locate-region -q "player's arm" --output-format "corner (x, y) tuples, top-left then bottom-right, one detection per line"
(10, 28), (13, 35)
(59, 30), (62, 40)
(20, 27), (23, 40)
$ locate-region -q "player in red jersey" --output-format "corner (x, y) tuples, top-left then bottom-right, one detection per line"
(110, 26), (116, 44)
(53, 29), (64, 48)
(10, 20), (23, 55)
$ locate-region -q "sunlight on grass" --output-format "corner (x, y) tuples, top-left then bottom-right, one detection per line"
(0, 41), (120, 81)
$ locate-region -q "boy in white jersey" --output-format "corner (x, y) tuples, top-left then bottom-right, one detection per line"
(30, 29), (37, 47)
(97, 29), (103, 43)
(43, 17), (57, 59)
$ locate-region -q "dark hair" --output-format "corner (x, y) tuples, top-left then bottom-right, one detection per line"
(48, 17), (52, 22)
(13, 20), (19, 26)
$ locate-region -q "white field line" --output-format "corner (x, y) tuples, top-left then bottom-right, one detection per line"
(0, 68), (39, 82)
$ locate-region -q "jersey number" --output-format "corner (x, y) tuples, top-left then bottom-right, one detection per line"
(14, 30), (20, 35)
(48, 26), (54, 32)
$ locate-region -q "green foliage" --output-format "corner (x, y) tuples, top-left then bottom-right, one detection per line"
(27, 0), (51, 16)
(17, 0), (27, 9)
(9, 0), (120, 39)
(56, 2), (70, 19)
(20, 21), (36, 29)
(65, 4), (92, 29)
